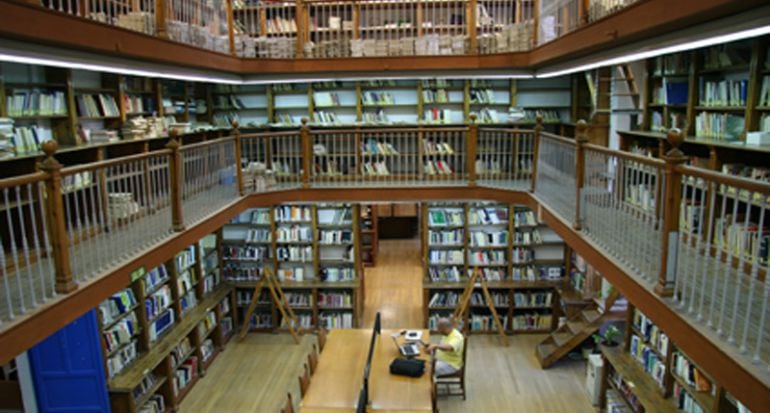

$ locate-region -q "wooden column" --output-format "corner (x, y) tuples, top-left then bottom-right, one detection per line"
(300, 117), (310, 188)
(166, 130), (185, 231)
(578, 0), (590, 25)
(226, 0), (236, 56)
(232, 121), (244, 195)
(530, 115), (543, 192)
(467, 113), (478, 186)
(38, 141), (77, 293)
(574, 119), (588, 230)
(467, 0), (477, 54)
(155, 0), (167, 38)
(655, 129), (687, 297)
(532, 0), (539, 47)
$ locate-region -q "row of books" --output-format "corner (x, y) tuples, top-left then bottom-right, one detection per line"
(422, 89), (454, 104)
(198, 310), (217, 339)
(76, 94), (120, 118)
(713, 216), (769, 265)
(236, 290), (270, 306)
(760, 76), (770, 107)
(428, 292), (460, 308)
(428, 249), (464, 264)
(319, 267), (356, 282)
(246, 228), (272, 243)
(469, 314), (508, 332)
(319, 311), (353, 329)
(172, 356), (198, 396)
(673, 382), (707, 413)
(361, 138), (399, 155)
(469, 88), (496, 104)
(251, 209), (272, 225)
(605, 389), (633, 413)
(424, 159), (454, 175)
(514, 211), (537, 227)
(609, 370), (643, 412)
(99, 288), (137, 326)
(429, 229), (463, 245)
(177, 270), (197, 295)
(276, 246), (313, 262)
(470, 230), (508, 247)
(699, 79), (748, 107)
(222, 245), (272, 261)
(672, 352), (713, 393)
(468, 250), (506, 266)
(179, 290), (198, 315)
(653, 54), (691, 76)
(266, 17), (298, 34)
(318, 229), (353, 244)
(513, 291), (552, 308)
(202, 271), (221, 295)
(428, 208), (464, 226)
(361, 91), (396, 105)
(695, 111), (744, 140)
(317, 208), (352, 225)
(511, 247), (535, 263)
(6, 90), (67, 116)
(423, 139), (455, 155)
(5, 125), (54, 155)
(275, 205), (312, 222)
(474, 108), (502, 124)
(428, 313), (464, 331)
(428, 266), (461, 282)
(103, 316), (137, 354)
(143, 266), (169, 295)
(312, 111), (341, 125)
(362, 110), (389, 123)
(124, 94), (157, 114)
(107, 340), (139, 379)
(284, 292), (311, 307)
(317, 292), (352, 308)
(361, 161), (390, 175)
(149, 308), (175, 343)
(469, 207), (508, 225)
(511, 313), (551, 330)
(277, 266), (309, 282)
(314, 92), (342, 107)
(276, 225), (313, 242)
(201, 339), (216, 363)
(136, 384), (166, 413)
(176, 246), (197, 272)
(702, 45), (749, 70)
(470, 292), (508, 307)
(513, 229), (542, 245)
(170, 337), (194, 368)
(629, 333), (667, 389)
(246, 313), (274, 329)
(423, 108), (458, 123)
(145, 285), (173, 321)
(281, 314), (313, 330)
(652, 79), (688, 105)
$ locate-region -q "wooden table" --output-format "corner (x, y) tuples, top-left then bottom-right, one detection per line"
(299, 329), (432, 413)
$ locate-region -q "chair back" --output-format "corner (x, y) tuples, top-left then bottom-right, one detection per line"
(298, 363), (310, 397)
(460, 334), (468, 372)
(318, 328), (327, 352)
(281, 392), (294, 413)
(308, 344), (319, 375)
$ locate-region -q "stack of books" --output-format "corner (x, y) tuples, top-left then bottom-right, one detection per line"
(86, 129), (120, 143)
(108, 192), (141, 220)
(115, 12), (155, 35)
(0, 118), (15, 159)
(11, 126), (53, 155)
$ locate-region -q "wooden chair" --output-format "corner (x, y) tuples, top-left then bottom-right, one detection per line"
(307, 344), (319, 375)
(281, 392), (294, 413)
(298, 363), (310, 397)
(434, 335), (468, 400)
(431, 371), (440, 413)
(317, 328), (328, 352)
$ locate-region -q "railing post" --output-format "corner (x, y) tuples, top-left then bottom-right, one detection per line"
(155, 0), (167, 38)
(578, 0), (590, 25)
(226, 0), (236, 56)
(301, 117), (311, 188)
(468, 0), (478, 54)
(532, 0), (540, 47)
(574, 120), (589, 230)
(655, 129), (687, 297)
(166, 130), (185, 232)
(530, 115), (543, 192)
(38, 142), (77, 293)
(467, 113), (478, 186)
(232, 120), (244, 195)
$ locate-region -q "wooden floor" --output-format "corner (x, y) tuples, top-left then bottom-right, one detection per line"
(182, 238), (595, 412)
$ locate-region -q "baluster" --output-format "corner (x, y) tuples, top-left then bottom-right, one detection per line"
(301, 118), (311, 188)
(741, 200), (765, 352)
(26, 183), (47, 302)
(530, 116), (542, 192)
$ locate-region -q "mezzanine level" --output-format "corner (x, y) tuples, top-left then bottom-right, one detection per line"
(0, 119), (767, 411)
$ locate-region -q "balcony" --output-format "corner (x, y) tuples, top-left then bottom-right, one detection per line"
(0, 119), (767, 410)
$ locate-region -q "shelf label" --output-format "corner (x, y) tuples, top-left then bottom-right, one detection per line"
(130, 266), (146, 282)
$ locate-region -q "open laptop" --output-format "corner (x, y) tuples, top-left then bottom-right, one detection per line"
(391, 334), (420, 358)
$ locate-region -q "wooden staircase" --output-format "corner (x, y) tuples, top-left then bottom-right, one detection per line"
(535, 289), (624, 369)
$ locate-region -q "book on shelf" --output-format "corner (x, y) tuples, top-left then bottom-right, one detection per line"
(276, 246), (313, 262)
(317, 208), (352, 225)
(319, 267), (355, 282)
(362, 109), (389, 124)
(106, 340), (139, 379)
(653, 54), (691, 76)
(318, 229), (353, 244)
(200, 339), (216, 363)
(702, 45), (749, 70)
(424, 159), (454, 175)
(429, 229), (464, 245)
(276, 225), (312, 242)
(513, 291), (552, 307)
(428, 291), (460, 308)
(361, 138), (399, 155)
(673, 382), (708, 413)
(8, 125), (53, 155)
(512, 313), (551, 330)
(5, 90), (67, 117)
(695, 112), (744, 140)
(423, 108), (455, 123)
(469, 88), (496, 104)
(76, 93), (120, 118)
(466, 267), (505, 281)
(428, 208), (464, 226)
(471, 291), (508, 307)
(277, 266), (307, 282)
(103, 315), (138, 354)
(474, 108), (500, 124)
(698, 79), (748, 107)
(656, 78), (689, 105)
(428, 249), (464, 265)
(361, 161), (390, 176)
(423, 139), (455, 155)
(317, 291), (352, 308)
(468, 250), (506, 266)
(672, 352), (713, 394)
(312, 111), (340, 125)
(173, 356), (198, 395)
(319, 311), (353, 329)
(313, 92), (340, 107)
(428, 266), (462, 282)
(361, 91), (395, 105)
(222, 245), (272, 262)
(275, 205), (312, 222)
(470, 314), (508, 332)
(469, 207), (508, 225)
(99, 288), (137, 325)
(170, 337), (194, 367)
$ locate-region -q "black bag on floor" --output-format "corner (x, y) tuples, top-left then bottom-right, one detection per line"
(389, 357), (425, 377)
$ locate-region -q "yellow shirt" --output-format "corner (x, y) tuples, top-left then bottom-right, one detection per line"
(437, 329), (464, 369)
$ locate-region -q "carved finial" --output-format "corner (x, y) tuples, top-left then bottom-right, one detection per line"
(665, 128), (686, 160)
(301, 117), (308, 126)
(166, 129), (180, 150)
(41, 140), (58, 158)
(576, 119), (589, 143)
(231, 119), (240, 130)
(469, 113), (477, 124)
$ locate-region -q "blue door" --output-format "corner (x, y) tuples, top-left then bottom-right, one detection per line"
(28, 309), (111, 413)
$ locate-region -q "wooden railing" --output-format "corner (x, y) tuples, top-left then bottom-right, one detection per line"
(0, 119), (767, 372)
(29, 0), (642, 58)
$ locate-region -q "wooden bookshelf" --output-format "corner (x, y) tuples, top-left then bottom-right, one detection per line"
(358, 204), (379, 267)
(422, 202), (567, 334)
(101, 233), (234, 413)
(222, 204), (363, 330)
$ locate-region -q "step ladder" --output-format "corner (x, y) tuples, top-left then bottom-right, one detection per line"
(238, 267), (301, 344)
(452, 267), (509, 346)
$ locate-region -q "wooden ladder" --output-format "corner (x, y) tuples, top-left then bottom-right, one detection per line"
(238, 267), (301, 344)
(451, 267), (509, 346)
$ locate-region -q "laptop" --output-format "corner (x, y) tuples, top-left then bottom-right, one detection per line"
(391, 334), (420, 358)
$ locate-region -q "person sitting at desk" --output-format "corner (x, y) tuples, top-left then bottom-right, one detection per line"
(424, 318), (464, 376)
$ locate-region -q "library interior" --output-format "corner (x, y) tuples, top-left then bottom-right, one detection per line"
(0, 0), (769, 412)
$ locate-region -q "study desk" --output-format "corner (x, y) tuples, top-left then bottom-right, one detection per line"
(299, 329), (432, 413)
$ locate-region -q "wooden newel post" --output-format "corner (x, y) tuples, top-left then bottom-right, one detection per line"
(155, 0), (167, 38)
(166, 130), (185, 232)
(300, 117), (311, 188)
(232, 120), (245, 195)
(530, 115), (543, 192)
(574, 120), (589, 230)
(38, 141), (77, 293)
(467, 113), (478, 186)
(655, 128), (687, 297)
(226, 0), (236, 56)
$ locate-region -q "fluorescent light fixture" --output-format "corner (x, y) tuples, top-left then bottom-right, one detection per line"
(0, 52), (242, 84)
(536, 24), (770, 78)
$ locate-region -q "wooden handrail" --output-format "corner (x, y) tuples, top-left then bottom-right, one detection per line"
(539, 131), (576, 146)
(583, 143), (666, 167)
(676, 163), (770, 195)
(309, 127), (471, 135)
(0, 172), (49, 190)
(60, 149), (172, 176)
(178, 135), (236, 151)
